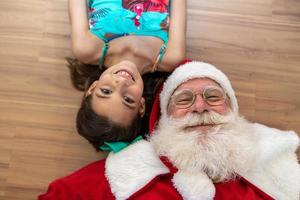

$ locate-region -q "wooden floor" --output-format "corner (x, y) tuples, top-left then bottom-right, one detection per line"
(0, 0), (299, 199)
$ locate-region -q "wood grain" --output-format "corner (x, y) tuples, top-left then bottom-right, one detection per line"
(0, 0), (299, 199)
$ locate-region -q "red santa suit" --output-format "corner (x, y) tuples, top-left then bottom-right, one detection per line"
(39, 130), (299, 200)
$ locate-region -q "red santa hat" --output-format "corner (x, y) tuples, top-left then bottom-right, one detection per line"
(149, 60), (239, 134)
(160, 61), (239, 118)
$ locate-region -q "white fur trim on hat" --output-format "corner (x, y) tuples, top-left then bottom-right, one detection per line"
(160, 61), (239, 117)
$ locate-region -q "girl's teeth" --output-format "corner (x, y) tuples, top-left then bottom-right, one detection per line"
(118, 71), (129, 76)
(117, 70), (133, 80)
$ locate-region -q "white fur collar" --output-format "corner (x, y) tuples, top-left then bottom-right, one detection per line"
(105, 140), (169, 200)
(105, 125), (300, 200)
(250, 123), (299, 165)
(105, 140), (216, 200)
(172, 170), (215, 200)
(239, 123), (300, 200)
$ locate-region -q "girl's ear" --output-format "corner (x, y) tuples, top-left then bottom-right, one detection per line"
(139, 97), (146, 117)
(85, 81), (98, 97)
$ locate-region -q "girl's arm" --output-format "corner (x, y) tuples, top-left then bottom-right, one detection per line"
(68, 0), (103, 64)
(159, 0), (187, 72)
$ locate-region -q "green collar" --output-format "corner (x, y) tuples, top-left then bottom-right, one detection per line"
(99, 136), (143, 153)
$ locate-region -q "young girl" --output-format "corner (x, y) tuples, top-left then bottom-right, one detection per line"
(68, 0), (186, 152)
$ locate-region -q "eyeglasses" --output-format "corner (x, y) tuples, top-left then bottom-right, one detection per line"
(169, 86), (227, 109)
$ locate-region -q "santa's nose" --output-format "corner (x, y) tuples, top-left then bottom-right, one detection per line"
(190, 95), (210, 114)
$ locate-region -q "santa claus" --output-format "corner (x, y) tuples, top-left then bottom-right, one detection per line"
(39, 61), (300, 200)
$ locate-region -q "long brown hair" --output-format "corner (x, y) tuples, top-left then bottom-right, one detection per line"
(66, 57), (103, 91)
(77, 95), (142, 150)
(66, 58), (168, 151)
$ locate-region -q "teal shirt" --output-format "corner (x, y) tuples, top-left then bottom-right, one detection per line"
(100, 135), (143, 153)
(88, 0), (169, 43)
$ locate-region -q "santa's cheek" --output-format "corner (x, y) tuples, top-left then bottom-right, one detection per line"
(169, 110), (189, 119)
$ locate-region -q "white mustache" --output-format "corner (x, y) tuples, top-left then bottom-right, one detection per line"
(169, 111), (235, 130)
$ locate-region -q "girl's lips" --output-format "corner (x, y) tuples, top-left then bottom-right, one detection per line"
(112, 61), (140, 82)
(115, 70), (135, 81)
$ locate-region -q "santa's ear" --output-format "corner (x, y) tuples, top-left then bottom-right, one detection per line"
(85, 81), (98, 97)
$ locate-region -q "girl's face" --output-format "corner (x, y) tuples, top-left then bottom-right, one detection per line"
(86, 60), (145, 127)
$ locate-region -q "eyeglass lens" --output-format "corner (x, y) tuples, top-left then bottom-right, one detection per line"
(172, 87), (226, 108)
(203, 87), (225, 105)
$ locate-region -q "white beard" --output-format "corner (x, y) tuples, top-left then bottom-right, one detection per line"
(150, 111), (258, 182)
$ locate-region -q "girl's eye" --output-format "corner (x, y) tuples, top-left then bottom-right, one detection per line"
(100, 88), (112, 95)
(124, 96), (135, 104)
